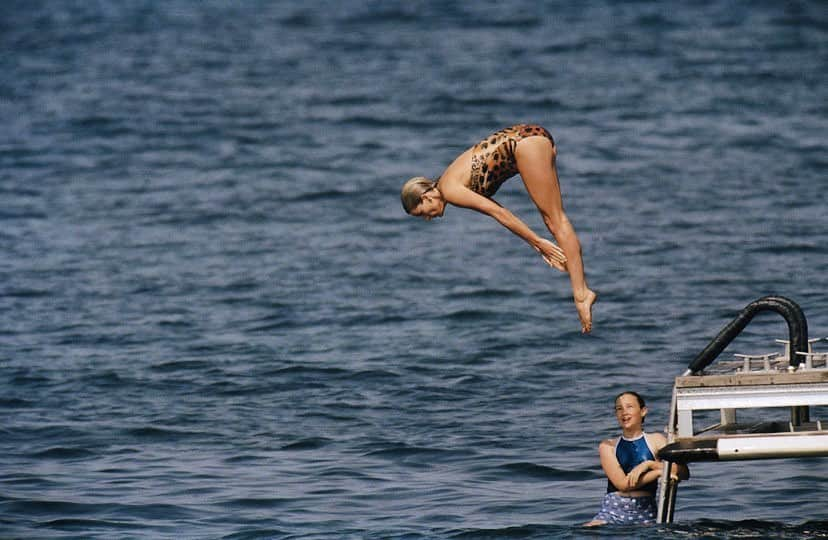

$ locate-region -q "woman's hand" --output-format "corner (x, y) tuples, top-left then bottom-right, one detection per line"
(535, 238), (567, 272)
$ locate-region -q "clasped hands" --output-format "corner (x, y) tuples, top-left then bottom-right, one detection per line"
(535, 238), (567, 272)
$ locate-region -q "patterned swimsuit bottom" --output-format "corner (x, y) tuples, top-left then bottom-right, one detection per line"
(468, 124), (554, 198)
(591, 492), (657, 525)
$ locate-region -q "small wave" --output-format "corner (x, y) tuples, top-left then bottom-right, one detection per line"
(749, 243), (824, 255)
(497, 462), (596, 482)
(224, 497), (293, 509)
(0, 287), (51, 298)
(201, 380), (251, 397)
(150, 359), (213, 373)
(429, 94), (512, 109)
(298, 410), (366, 424)
(438, 309), (503, 323)
(448, 524), (567, 539)
(444, 288), (519, 301)
(541, 41), (590, 54)
(315, 466), (386, 482)
(39, 518), (136, 531)
(469, 460), (598, 484)
(0, 185), (42, 197)
(246, 317), (305, 333)
(121, 426), (208, 442)
(331, 115), (436, 130)
(340, 7), (423, 26)
(70, 115), (132, 137)
(269, 365), (351, 378)
(3, 498), (100, 516)
(32, 447), (97, 460)
(0, 397), (35, 408)
(222, 454), (263, 464)
(309, 94), (378, 107)
(464, 16), (542, 29)
(351, 369), (401, 380)
(284, 189), (357, 203)
(279, 11), (316, 28)
(336, 313), (411, 327)
(280, 437), (333, 451)
(634, 13), (679, 30)
(156, 319), (195, 328)
(222, 529), (291, 540)
(117, 502), (201, 521)
(363, 443), (469, 464)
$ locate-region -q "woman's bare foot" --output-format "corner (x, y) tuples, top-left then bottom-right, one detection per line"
(574, 289), (597, 333)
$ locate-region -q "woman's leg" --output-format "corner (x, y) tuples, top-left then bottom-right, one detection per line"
(516, 137), (596, 332)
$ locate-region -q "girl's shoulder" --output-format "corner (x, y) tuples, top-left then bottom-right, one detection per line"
(644, 431), (668, 451)
(599, 436), (619, 450)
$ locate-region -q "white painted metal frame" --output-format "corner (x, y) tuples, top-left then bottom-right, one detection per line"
(675, 382), (828, 437)
(717, 433), (828, 459)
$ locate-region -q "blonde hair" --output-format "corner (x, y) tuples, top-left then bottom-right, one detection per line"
(400, 176), (436, 214)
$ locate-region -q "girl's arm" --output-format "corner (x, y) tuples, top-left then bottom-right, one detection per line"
(441, 184), (567, 271)
(626, 460), (662, 490)
(599, 439), (632, 492)
(626, 433), (692, 489)
(602, 440), (671, 492)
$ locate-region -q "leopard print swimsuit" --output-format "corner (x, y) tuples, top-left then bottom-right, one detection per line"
(469, 124), (554, 197)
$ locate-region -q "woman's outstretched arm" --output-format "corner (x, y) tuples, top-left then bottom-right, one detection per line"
(441, 183), (567, 271)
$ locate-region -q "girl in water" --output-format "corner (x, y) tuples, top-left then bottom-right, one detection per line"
(584, 391), (689, 527)
(400, 124), (596, 333)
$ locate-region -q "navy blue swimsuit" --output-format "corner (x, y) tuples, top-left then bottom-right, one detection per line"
(607, 434), (657, 495)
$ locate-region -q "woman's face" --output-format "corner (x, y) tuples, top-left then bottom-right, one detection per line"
(410, 189), (445, 221)
(615, 393), (646, 432)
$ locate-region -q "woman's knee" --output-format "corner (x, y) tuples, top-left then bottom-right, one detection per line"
(541, 210), (568, 233)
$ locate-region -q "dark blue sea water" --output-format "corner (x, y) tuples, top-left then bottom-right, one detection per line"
(2, 1), (827, 538)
